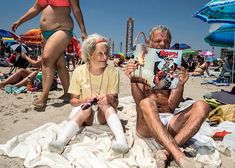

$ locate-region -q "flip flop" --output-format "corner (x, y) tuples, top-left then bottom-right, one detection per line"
(58, 94), (70, 103)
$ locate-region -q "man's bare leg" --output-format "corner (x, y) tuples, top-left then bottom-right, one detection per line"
(169, 100), (210, 146)
(140, 98), (204, 168)
(155, 100), (209, 167)
(131, 81), (152, 137)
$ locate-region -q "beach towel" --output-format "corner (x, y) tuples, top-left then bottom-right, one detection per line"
(201, 79), (230, 86)
(0, 96), (232, 168)
(210, 91), (235, 104)
(208, 105), (235, 125)
(4, 85), (27, 94)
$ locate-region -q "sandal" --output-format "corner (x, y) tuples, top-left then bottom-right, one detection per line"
(58, 94), (70, 103)
(33, 99), (46, 109)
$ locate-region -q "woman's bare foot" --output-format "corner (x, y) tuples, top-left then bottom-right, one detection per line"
(33, 98), (47, 108)
(154, 150), (169, 168)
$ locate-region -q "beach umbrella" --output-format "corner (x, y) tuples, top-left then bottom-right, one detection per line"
(70, 36), (81, 56)
(199, 50), (215, 57)
(3, 39), (16, 47)
(20, 28), (42, 45)
(182, 49), (199, 56)
(113, 52), (126, 60)
(193, 0), (235, 82)
(193, 0), (235, 24)
(0, 29), (19, 39)
(170, 43), (191, 50)
(204, 23), (235, 47)
(10, 42), (30, 53)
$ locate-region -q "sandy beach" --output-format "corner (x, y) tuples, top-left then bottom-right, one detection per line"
(0, 65), (234, 168)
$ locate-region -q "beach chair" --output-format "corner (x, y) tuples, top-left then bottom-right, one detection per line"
(8, 55), (29, 74)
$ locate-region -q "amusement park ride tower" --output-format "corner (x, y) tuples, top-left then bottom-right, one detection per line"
(125, 17), (134, 58)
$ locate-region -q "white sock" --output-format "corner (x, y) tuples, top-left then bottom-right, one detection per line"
(49, 120), (79, 154)
(69, 106), (82, 120)
(106, 109), (128, 153)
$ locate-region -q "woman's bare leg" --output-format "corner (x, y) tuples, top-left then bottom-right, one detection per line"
(34, 31), (71, 107)
(14, 71), (38, 87)
(0, 69), (31, 88)
(56, 55), (70, 100)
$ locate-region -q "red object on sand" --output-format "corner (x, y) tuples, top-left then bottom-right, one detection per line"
(213, 130), (231, 140)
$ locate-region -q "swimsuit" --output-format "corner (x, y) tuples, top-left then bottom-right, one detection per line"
(37, 0), (73, 39)
(37, 0), (71, 8)
(42, 29), (73, 39)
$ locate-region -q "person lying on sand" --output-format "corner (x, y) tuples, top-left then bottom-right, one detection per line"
(0, 53), (41, 89)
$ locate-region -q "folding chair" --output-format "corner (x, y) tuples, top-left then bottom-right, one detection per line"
(9, 56), (29, 74)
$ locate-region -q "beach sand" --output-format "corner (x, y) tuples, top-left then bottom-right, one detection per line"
(0, 65), (234, 168)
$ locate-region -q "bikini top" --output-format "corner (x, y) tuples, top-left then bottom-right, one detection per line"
(37, 0), (71, 8)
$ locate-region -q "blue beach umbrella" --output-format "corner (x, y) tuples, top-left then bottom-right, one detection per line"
(204, 23), (235, 48)
(193, 0), (235, 24)
(193, 0), (235, 82)
(170, 43), (191, 50)
(0, 29), (19, 39)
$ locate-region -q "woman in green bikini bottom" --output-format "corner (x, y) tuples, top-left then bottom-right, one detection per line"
(11, 0), (87, 108)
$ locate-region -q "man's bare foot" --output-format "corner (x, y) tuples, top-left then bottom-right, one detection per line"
(178, 158), (203, 168)
(154, 150), (169, 168)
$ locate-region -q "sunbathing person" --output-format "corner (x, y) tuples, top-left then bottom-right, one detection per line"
(192, 56), (210, 76)
(124, 25), (209, 168)
(48, 34), (128, 154)
(220, 54), (235, 80)
(0, 53), (41, 89)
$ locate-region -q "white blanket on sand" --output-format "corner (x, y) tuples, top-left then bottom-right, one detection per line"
(0, 96), (234, 168)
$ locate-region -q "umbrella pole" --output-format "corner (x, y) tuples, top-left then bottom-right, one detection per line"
(232, 32), (235, 83)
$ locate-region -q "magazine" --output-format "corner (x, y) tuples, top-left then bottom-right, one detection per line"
(132, 44), (182, 89)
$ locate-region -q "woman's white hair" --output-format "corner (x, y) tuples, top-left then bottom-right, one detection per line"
(81, 33), (110, 62)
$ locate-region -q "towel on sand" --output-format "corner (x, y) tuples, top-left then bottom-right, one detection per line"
(0, 96), (233, 168)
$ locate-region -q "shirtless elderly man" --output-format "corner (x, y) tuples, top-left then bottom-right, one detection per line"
(125, 25), (210, 168)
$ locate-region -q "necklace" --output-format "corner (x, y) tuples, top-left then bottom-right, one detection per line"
(88, 64), (104, 96)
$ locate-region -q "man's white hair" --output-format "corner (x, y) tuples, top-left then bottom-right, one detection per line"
(148, 25), (172, 42)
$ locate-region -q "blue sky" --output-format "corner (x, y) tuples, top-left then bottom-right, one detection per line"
(0, 0), (221, 55)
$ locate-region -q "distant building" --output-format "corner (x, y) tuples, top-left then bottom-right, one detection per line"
(125, 17), (134, 58)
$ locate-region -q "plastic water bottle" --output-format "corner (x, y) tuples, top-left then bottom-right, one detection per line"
(26, 77), (33, 91)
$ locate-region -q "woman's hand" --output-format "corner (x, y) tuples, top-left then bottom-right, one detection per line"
(97, 95), (109, 105)
(11, 21), (20, 32)
(81, 32), (88, 41)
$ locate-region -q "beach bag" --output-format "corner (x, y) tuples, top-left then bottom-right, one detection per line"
(34, 72), (58, 91)
(208, 104), (235, 125)
(203, 94), (222, 109)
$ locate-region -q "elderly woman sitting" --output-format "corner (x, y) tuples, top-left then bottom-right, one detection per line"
(48, 34), (128, 154)
(192, 56), (210, 76)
